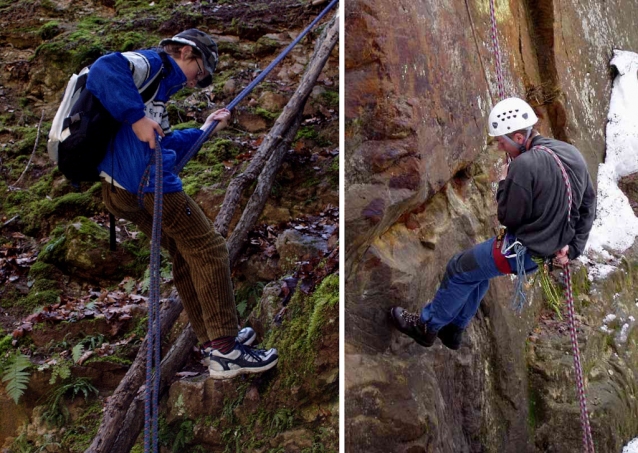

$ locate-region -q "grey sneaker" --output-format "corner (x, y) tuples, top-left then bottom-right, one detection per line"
(208, 342), (279, 379)
(201, 327), (257, 366)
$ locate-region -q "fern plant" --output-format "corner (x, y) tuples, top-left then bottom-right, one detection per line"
(2, 352), (31, 404)
(43, 377), (99, 426)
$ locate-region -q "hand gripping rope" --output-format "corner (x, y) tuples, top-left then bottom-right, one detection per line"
(138, 2), (338, 452)
(534, 145), (595, 452)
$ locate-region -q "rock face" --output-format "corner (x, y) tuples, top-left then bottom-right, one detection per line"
(345, 0), (638, 451)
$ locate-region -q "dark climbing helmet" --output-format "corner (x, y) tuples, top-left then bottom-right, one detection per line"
(160, 29), (218, 88)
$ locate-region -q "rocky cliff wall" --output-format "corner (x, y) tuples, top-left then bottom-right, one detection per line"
(345, 0), (638, 451)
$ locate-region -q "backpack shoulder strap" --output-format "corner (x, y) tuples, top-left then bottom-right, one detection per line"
(139, 51), (172, 104)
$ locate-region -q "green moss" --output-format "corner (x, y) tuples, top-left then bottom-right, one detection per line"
(39, 21), (61, 40)
(2, 125), (44, 156)
(60, 402), (103, 452)
(18, 184), (102, 236)
(307, 274), (339, 343)
(295, 126), (318, 141)
(0, 335), (14, 371)
(21, 289), (61, 309)
(85, 354), (132, 366)
(320, 90), (339, 109)
(253, 36), (281, 56)
(254, 107), (278, 121)
(263, 274), (339, 389)
(172, 121), (201, 131)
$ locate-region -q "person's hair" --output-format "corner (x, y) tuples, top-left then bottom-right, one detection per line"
(162, 43), (200, 61)
(508, 127), (537, 138)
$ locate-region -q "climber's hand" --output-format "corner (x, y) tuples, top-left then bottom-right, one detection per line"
(554, 245), (569, 266)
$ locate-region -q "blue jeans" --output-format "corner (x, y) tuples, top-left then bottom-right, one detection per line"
(420, 236), (538, 331)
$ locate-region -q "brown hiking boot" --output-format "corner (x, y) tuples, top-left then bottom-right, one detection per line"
(389, 307), (437, 347)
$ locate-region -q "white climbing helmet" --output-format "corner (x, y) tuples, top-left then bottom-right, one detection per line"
(488, 97), (538, 137)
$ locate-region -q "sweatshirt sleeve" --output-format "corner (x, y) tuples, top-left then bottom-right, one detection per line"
(85, 52), (148, 125)
(496, 175), (534, 233)
(568, 174), (597, 260)
(161, 128), (204, 169)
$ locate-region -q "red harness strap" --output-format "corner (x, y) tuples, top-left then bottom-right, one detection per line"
(493, 229), (512, 274)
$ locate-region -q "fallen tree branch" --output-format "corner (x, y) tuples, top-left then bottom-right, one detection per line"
(214, 15), (340, 238)
(10, 110), (44, 189)
(228, 15), (339, 261)
(86, 293), (183, 453)
(228, 113), (303, 264)
(87, 13), (339, 453)
(111, 325), (198, 453)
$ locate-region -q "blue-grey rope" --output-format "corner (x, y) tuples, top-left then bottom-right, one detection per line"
(174, 0), (339, 174)
(511, 242), (528, 312)
(144, 135), (163, 453)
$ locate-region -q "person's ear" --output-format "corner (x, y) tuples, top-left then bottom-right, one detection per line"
(179, 45), (193, 60)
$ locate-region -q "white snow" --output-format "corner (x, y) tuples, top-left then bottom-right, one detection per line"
(587, 51), (638, 453)
(623, 437), (638, 453)
(584, 50), (638, 279)
(603, 314), (617, 323)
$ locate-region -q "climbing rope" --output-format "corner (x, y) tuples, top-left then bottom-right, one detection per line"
(487, 4), (593, 448)
(533, 145), (595, 452)
(563, 265), (595, 452)
(174, 0), (339, 174)
(144, 136), (164, 453)
(488, 0), (505, 100)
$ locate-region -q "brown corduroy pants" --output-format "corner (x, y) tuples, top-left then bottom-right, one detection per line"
(102, 181), (238, 343)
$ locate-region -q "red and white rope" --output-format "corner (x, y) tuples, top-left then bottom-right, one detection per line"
(533, 145), (573, 222)
(535, 145), (594, 452)
(563, 265), (595, 452)
(489, 0), (505, 99)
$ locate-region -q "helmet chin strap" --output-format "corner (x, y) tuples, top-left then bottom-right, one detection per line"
(502, 127), (533, 153)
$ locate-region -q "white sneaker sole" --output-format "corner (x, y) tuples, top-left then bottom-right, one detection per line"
(200, 331), (258, 367)
(208, 357), (279, 380)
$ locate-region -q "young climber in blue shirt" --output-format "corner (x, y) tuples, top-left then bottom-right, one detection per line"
(390, 97), (596, 350)
(89, 29), (278, 378)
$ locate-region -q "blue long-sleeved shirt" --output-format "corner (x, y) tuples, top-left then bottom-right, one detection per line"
(87, 49), (203, 193)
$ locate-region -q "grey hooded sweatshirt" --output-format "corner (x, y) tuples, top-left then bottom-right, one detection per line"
(496, 135), (596, 260)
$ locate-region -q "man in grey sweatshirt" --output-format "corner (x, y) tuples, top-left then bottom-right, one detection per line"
(390, 97), (597, 350)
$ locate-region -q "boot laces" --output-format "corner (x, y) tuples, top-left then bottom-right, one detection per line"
(400, 310), (423, 327)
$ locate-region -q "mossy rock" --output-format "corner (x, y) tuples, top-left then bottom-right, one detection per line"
(39, 216), (138, 282)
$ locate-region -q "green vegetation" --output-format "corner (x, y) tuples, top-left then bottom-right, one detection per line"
(295, 125), (319, 141)
(159, 417), (195, 453)
(320, 90), (339, 109)
(254, 107), (279, 121)
(60, 402), (103, 452)
(181, 139), (239, 196)
(2, 352), (31, 403)
(531, 257), (563, 318)
(43, 377), (99, 426)
(263, 273), (339, 389)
